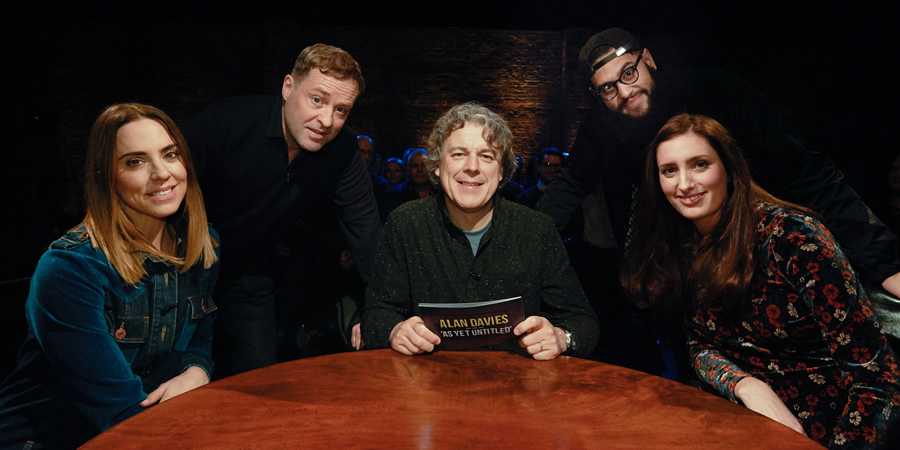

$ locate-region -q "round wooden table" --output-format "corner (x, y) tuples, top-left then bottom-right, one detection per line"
(83, 350), (821, 448)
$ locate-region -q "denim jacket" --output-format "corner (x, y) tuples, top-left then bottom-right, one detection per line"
(0, 226), (219, 449)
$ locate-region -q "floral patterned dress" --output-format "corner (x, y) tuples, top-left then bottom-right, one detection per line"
(689, 203), (900, 448)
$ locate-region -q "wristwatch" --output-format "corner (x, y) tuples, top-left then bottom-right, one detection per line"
(563, 329), (574, 356)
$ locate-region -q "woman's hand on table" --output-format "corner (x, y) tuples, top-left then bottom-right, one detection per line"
(514, 316), (566, 360)
(734, 376), (806, 435)
(141, 366), (210, 407)
(389, 316), (441, 355)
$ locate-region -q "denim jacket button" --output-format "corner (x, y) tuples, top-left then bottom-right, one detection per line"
(115, 322), (126, 340)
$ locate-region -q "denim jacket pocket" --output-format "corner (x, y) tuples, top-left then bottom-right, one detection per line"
(109, 315), (149, 344)
(187, 294), (217, 319)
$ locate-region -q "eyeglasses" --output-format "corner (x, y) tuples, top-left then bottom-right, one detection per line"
(589, 50), (643, 100)
(541, 162), (561, 168)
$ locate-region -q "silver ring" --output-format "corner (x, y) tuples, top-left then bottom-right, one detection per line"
(539, 341), (544, 352)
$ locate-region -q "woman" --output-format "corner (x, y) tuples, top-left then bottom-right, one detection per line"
(0, 103), (219, 448)
(383, 157), (406, 186)
(622, 113), (899, 448)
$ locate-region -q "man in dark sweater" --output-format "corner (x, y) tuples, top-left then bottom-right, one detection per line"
(362, 103), (599, 359)
(185, 44), (379, 376)
(538, 28), (900, 374)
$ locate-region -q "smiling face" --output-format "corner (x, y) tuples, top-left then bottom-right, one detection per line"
(435, 123), (502, 230)
(590, 49), (657, 118)
(282, 68), (358, 153)
(385, 161), (405, 185)
(656, 132), (728, 235)
(114, 118), (187, 236)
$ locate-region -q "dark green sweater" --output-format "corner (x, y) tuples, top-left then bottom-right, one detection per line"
(361, 194), (599, 357)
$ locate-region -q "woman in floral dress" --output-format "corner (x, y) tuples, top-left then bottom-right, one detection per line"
(622, 113), (900, 448)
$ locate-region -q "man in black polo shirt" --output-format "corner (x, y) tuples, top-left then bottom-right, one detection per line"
(185, 44), (379, 377)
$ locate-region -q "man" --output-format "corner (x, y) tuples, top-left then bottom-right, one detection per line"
(185, 44), (379, 376)
(539, 27), (900, 299)
(361, 102), (599, 359)
(381, 148), (433, 219)
(357, 134), (390, 213)
(516, 147), (564, 208)
(356, 135), (383, 175)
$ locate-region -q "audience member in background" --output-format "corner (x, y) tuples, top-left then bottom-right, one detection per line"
(383, 157), (406, 186)
(382, 148), (434, 219)
(184, 44), (379, 377)
(357, 134), (390, 212)
(362, 102), (599, 359)
(0, 103), (219, 448)
(516, 147), (565, 208)
(622, 114), (900, 448)
(371, 153), (383, 176)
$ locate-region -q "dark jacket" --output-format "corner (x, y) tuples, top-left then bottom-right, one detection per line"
(0, 228), (219, 448)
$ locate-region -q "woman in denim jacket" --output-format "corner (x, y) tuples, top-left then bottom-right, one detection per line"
(0, 103), (220, 449)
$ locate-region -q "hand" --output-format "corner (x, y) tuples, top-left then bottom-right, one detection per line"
(734, 377), (806, 435)
(140, 366), (210, 407)
(882, 272), (900, 298)
(389, 316), (440, 355)
(351, 323), (365, 350)
(514, 316), (566, 361)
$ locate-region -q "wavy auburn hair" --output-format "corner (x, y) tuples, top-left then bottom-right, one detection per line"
(621, 114), (806, 313)
(81, 103), (217, 285)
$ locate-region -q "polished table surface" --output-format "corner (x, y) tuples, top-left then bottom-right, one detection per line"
(83, 349), (821, 448)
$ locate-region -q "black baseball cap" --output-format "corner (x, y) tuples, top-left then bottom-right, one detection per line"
(579, 28), (641, 79)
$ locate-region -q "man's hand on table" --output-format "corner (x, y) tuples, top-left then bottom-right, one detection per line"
(514, 315), (566, 360)
(351, 323), (365, 350)
(390, 316), (440, 355)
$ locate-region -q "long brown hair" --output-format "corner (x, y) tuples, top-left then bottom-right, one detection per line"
(621, 114), (806, 313)
(81, 103), (217, 285)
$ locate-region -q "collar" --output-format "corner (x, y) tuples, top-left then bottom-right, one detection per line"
(435, 191), (504, 235)
(265, 97), (285, 139)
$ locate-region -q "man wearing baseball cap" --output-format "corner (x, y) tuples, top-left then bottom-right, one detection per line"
(538, 27), (900, 370)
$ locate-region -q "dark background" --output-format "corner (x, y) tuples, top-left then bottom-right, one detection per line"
(2, 1), (898, 373)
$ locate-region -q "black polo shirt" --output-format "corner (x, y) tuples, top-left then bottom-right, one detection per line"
(185, 95), (379, 280)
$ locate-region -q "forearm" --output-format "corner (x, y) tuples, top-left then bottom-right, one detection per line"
(333, 152), (381, 282)
(180, 314), (215, 378)
(553, 315), (599, 358)
(360, 306), (408, 349)
(28, 251), (147, 429)
(689, 343), (752, 402)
